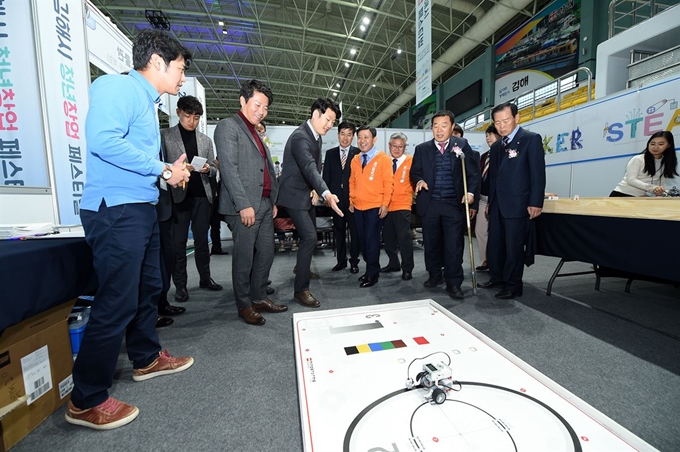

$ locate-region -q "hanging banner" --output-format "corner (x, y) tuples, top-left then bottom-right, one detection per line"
(495, 0), (581, 104)
(84, 0), (132, 75)
(415, 0), (432, 105)
(33, 0), (91, 224)
(410, 93), (436, 129)
(0, 2), (49, 188)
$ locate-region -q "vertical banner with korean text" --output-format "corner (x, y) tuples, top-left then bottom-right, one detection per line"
(415, 0), (432, 105)
(84, 0), (132, 75)
(33, 0), (90, 225)
(1, 2), (49, 188)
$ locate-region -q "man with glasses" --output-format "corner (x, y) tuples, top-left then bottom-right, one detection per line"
(278, 98), (344, 308)
(380, 132), (415, 281)
(478, 102), (545, 299)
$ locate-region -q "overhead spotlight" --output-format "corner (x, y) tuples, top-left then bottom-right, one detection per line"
(362, 17), (370, 25)
(397, 45), (402, 54)
(332, 92), (337, 96)
(282, 121), (286, 124)
(222, 29), (228, 34)
(145, 10), (170, 30)
(350, 48), (357, 55)
(344, 62), (350, 67)
(372, 84), (376, 87)
(359, 25), (366, 32)
(356, 104), (360, 109)
(218, 20), (224, 26)
(336, 83), (341, 88)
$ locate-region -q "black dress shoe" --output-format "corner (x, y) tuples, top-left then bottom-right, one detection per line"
(380, 266), (400, 273)
(238, 307), (266, 325)
(200, 278), (223, 291)
(495, 289), (522, 299)
(266, 287), (275, 295)
(358, 274), (368, 282)
(332, 262), (347, 272)
(401, 271), (412, 281)
(294, 291), (321, 308)
(350, 265), (359, 274)
(475, 264), (489, 272)
(360, 276), (379, 288)
(423, 275), (444, 288)
(159, 304), (186, 316)
(174, 287), (189, 302)
(445, 284), (464, 299)
(211, 248), (227, 255)
(251, 299), (288, 313)
(156, 316), (174, 328)
(478, 280), (503, 289)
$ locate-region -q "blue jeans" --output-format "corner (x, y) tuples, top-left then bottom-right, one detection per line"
(72, 201), (162, 408)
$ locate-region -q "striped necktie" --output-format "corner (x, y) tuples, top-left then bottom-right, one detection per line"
(482, 155), (489, 182)
(341, 148), (347, 170)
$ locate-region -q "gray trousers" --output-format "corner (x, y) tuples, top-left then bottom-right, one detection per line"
(287, 206), (316, 293)
(382, 209), (414, 272)
(226, 197), (274, 309)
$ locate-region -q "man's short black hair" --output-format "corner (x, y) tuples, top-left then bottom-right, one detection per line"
(432, 110), (455, 125)
(240, 79), (274, 107)
(176, 95), (203, 116)
(337, 121), (355, 134)
(492, 102), (519, 118)
(453, 123), (464, 137)
(357, 124), (377, 138)
(133, 30), (192, 71)
(310, 98), (341, 121)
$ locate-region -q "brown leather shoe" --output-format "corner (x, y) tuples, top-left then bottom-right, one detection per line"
(252, 299), (288, 313)
(294, 290), (321, 308)
(65, 397), (139, 430)
(238, 306), (266, 325)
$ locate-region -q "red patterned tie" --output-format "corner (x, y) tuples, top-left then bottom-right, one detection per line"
(438, 142), (446, 154)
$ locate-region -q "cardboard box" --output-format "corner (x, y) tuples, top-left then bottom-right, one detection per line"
(0, 301), (75, 452)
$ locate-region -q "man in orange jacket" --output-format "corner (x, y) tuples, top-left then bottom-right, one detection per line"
(380, 132), (415, 281)
(349, 125), (393, 287)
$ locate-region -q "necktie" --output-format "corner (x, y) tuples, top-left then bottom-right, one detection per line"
(438, 142), (446, 154)
(392, 158), (398, 174)
(482, 155), (489, 182)
(502, 136), (510, 150)
(341, 149), (347, 170)
(362, 153), (368, 169)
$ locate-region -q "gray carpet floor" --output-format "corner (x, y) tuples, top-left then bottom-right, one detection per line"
(11, 238), (680, 452)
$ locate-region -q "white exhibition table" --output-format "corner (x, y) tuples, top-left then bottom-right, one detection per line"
(293, 300), (657, 452)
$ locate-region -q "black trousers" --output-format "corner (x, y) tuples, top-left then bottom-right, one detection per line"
(332, 208), (360, 266)
(172, 197), (212, 288)
(158, 217), (174, 311)
(382, 209), (414, 272)
(487, 202), (530, 292)
(421, 200), (464, 286)
(73, 201), (161, 409)
(354, 207), (384, 278)
(288, 206), (317, 293)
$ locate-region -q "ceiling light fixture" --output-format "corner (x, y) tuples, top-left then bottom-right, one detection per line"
(372, 84), (376, 87)
(350, 48), (357, 55)
(359, 25), (366, 32)
(332, 92), (337, 96)
(222, 29), (228, 35)
(336, 83), (341, 88)
(344, 62), (350, 67)
(362, 17), (370, 25)
(218, 20), (224, 26)
(397, 44), (402, 54)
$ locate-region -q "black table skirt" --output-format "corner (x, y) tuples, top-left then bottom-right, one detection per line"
(536, 213), (679, 283)
(0, 238), (96, 333)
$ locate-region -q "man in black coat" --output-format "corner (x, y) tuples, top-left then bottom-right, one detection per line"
(322, 121), (361, 273)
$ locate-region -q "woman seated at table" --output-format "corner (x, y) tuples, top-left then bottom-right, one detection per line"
(610, 131), (677, 197)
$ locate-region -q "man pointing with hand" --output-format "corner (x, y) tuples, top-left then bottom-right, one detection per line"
(278, 98), (344, 308)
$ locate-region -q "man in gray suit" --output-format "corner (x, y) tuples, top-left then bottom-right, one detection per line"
(161, 96), (222, 303)
(278, 98), (344, 308)
(214, 80), (287, 326)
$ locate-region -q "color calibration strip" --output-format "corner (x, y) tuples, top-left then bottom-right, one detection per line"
(344, 337), (429, 355)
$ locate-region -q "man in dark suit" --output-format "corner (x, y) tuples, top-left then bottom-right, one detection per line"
(410, 110), (480, 299)
(214, 80), (288, 326)
(322, 121), (361, 273)
(161, 96), (222, 302)
(479, 102), (545, 299)
(278, 98), (344, 308)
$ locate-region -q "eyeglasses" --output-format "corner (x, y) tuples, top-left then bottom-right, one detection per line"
(493, 118), (514, 126)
